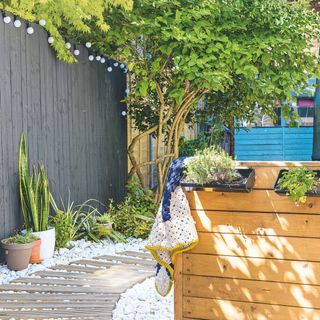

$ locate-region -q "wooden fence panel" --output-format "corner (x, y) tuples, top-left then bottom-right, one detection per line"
(0, 16), (127, 244)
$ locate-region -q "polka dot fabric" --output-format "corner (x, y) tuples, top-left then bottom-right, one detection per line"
(146, 186), (198, 296)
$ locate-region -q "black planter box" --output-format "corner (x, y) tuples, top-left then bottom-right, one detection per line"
(274, 169), (320, 197)
(180, 168), (255, 193)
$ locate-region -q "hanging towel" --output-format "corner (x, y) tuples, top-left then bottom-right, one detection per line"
(146, 157), (198, 296)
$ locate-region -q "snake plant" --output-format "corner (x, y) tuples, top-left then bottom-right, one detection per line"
(18, 133), (50, 232)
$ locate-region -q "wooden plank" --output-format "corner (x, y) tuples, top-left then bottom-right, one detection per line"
(0, 293), (117, 301)
(185, 190), (320, 214)
(183, 253), (320, 285)
(174, 253), (183, 320)
(0, 284), (127, 294)
(192, 210), (320, 238)
(120, 251), (152, 259)
(191, 232), (320, 262)
(0, 309), (111, 319)
(0, 301), (115, 309)
(93, 255), (155, 266)
(184, 275), (320, 309)
(183, 296), (320, 320)
(11, 276), (147, 287)
(49, 264), (105, 273)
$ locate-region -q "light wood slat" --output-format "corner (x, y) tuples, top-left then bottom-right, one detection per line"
(183, 253), (320, 285)
(184, 275), (320, 309)
(0, 284), (127, 294)
(191, 232), (320, 262)
(0, 301), (115, 309)
(72, 259), (155, 270)
(0, 293), (117, 301)
(183, 296), (320, 320)
(120, 250), (152, 259)
(33, 271), (98, 279)
(11, 275), (147, 287)
(174, 253), (183, 320)
(0, 309), (111, 319)
(192, 210), (320, 238)
(186, 190), (320, 214)
(93, 255), (155, 266)
(50, 264), (105, 273)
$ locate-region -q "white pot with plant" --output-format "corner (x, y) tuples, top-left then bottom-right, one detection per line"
(19, 133), (55, 261)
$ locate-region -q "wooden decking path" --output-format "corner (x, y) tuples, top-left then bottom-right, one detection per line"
(0, 250), (154, 319)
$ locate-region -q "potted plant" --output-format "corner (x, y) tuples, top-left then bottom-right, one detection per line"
(181, 146), (255, 192)
(274, 167), (320, 204)
(18, 133), (55, 260)
(1, 232), (39, 271)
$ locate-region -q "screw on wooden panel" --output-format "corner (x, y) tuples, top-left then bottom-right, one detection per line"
(186, 256), (189, 260)
(187, 277), (190, 280)
(187, 299), (190, 303)
(305, 220), (309, 224)
(223, 265), (227, 271)
(188, 290), (191, 293)
(308, 203), (313, 208)
(186, 268), (190, 272)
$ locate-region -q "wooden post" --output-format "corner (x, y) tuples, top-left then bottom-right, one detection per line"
(174, 253), (183, 320)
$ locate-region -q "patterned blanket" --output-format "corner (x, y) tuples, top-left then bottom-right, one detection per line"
(145, 157), (198, 296)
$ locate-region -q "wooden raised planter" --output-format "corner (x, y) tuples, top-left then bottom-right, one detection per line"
(175, 161), (320, 320)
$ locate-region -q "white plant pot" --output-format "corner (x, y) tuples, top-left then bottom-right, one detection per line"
(32, 227), (55, 260)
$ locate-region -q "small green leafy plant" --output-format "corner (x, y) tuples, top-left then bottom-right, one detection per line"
(49, 195), (75, 249)
(50, 196), (126, 247)
(106, 177), (157, 239)
(4, 232), (39, 245)
(278, 168), (320, 204)
(184, 146), (238, 185)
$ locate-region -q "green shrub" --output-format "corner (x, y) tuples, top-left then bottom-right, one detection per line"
(179, 134), (208, 157)
(106, 177), (157, 239)
(278, 167), (320, 204)
(49, 195), (75, 249)
(184, 146), (237, 185)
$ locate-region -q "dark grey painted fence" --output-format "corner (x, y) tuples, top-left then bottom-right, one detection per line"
(0, 17), (127, 242)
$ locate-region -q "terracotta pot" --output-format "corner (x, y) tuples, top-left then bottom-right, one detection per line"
(30, 239), (42, 264)
(1, 240), (34, 271)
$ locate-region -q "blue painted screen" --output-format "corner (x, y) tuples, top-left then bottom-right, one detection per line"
(234, 127), (313, 161)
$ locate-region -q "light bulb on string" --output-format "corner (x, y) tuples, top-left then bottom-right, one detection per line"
(119, 63), (125, 69)
(121, 111), (127, 116)
(85, 42), (92, 48)
(96, 55), (101, 61)
(39, 19), (46, 26)
(3, 14), (11, 24)
(88, 54), (94, 61)
(113, 62), (119, 67)
(48, 36), (54, 44)
(100, 57), (106, 64)
(123, 68), (128, 74)
(65, 42), (72, 49)
(125, 88), (130, 95)
(26, 25), (34, 35)
(14, 18), (21, 28)
(107, 62), (113, 72)
(74, 48), (80, 56)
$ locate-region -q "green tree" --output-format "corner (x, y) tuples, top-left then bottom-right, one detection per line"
(0, 0), (133, 62)
(88, 0), (320, 200)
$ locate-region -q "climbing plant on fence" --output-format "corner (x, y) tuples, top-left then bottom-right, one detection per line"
(0, 0), (133, 62)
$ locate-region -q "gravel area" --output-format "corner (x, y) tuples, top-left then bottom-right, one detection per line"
(113, 278), (174, 320)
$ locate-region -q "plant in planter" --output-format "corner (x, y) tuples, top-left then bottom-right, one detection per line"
(18, 133), (55, 260)
(182, 146), (255, 192)
(276, 167), (320, 204)
(1, 232), (39, 271)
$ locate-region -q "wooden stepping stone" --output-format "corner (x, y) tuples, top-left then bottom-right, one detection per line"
(0, 251), (154, 319)
(50, 264), (105, 273)
(120, 250), (152, 259)
(93, 254), (155, 266)
(0, 293), (117, 301)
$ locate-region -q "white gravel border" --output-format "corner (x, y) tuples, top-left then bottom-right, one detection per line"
(112, 278), (174, 320)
